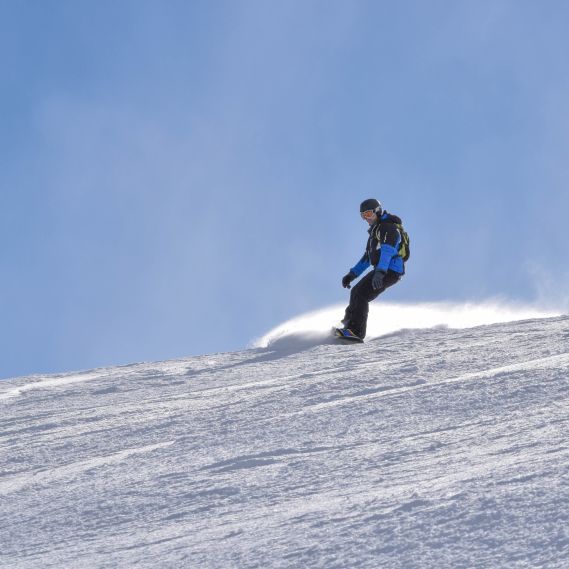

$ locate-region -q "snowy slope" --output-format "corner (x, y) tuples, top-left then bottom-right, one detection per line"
(2, 315), (569, 568)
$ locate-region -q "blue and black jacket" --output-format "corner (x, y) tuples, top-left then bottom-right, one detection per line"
(350, 212), (406, 277)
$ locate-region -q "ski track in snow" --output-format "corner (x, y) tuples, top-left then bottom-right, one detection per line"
(1, 316), (569, 568)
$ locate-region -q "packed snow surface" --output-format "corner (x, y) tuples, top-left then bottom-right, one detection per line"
(2, 310), (569, 568)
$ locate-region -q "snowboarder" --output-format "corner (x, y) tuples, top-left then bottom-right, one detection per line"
(336, 199), (408, 342)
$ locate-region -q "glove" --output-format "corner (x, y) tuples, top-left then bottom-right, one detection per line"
(372, 269), (386, 291)
(342, 271), (357, 289)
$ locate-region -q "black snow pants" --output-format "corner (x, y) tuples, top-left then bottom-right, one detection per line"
(342, 270), (402, 339)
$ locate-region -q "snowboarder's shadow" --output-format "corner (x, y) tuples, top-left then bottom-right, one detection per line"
(183, 332), (350, 379)
(240, 332), (344, 365)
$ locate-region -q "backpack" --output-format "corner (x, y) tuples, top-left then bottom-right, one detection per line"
(397, 223), (410, 262)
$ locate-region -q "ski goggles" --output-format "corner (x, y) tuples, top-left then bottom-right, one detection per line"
(360, 209), (376, 219)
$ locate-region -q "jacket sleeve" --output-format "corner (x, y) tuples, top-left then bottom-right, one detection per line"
(376, 225), (401, 272)
(350, 253), (370, 277)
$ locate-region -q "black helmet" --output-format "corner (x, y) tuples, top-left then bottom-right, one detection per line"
(359, 198), (382, 215)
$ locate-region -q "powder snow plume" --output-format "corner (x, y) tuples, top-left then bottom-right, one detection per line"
(253, 300), (562, 350)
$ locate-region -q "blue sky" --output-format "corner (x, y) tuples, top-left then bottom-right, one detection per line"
(2, 0), (569, 379)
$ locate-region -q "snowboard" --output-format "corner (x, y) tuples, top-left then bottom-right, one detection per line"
(332, 327), (364, 343)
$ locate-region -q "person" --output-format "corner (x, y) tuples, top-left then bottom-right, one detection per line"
(339, 198), (406, 340)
